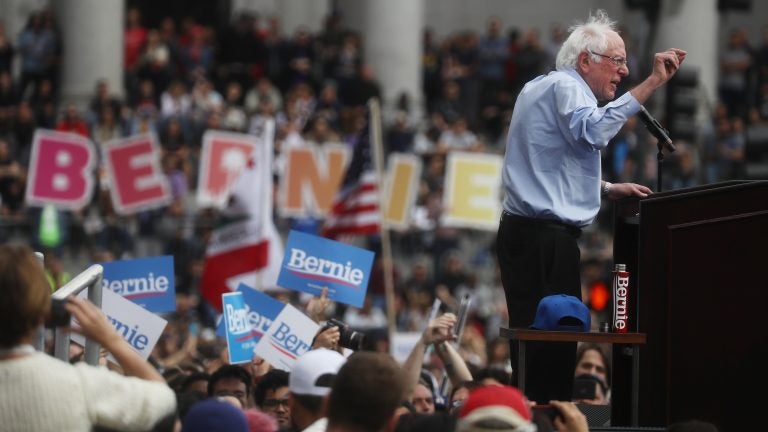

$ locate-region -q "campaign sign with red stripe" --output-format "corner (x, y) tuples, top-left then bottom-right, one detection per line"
(253, 303), (319, 371)
(222, 291), (257, 364)
(101, 255), (175, 313)
(277, 230), (374, 308)
(215, 283), (285, 343)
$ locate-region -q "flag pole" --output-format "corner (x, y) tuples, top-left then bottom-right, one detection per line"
(368, 99), (397, 336)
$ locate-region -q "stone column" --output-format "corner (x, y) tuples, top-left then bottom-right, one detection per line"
(54, 0), (124, 108)
(276, 0), (330, 35)
(339, 0), (425, 122)
(653, 0), (718, 110)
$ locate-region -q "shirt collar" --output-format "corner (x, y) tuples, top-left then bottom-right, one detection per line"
(561, 68), (597, 103)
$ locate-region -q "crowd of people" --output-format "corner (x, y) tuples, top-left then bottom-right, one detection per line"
(2, 241), (717, 431)
(1, 243), (593, 431)
(0, 6), (758, 431)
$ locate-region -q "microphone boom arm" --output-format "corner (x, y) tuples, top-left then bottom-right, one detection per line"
(638, 105), (676, 153)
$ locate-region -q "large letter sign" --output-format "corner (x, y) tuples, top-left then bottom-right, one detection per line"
(196, 131), (257, 209)
(25, 129), (95, 210)
(280, 144), (348, 217)
(104, 134), (171, 215)
(384, 154), (422, 229)
(442, 152), (503, 230)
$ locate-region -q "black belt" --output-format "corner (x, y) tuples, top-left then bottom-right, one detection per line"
(501, 211), (582, 238)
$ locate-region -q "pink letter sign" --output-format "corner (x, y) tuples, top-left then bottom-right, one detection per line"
(25, 129), (95, 210)
(104, 134), (171, 215)
(196, 131), (257, 209)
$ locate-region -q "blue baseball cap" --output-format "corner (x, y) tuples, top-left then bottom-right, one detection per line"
(181, 399), (248, 432)
(531, 294), (591, 332)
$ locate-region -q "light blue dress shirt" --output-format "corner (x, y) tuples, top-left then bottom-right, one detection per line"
(502, 68), (641, 226)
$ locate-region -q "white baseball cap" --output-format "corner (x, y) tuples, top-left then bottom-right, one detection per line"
(289, 349), (346, 397)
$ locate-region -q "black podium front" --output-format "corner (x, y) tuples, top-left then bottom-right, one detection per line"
(611, 180), (768, 431)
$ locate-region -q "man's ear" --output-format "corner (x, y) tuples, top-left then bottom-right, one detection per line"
(577, 51), (591, 74)
(320, 394), (331, 416)
(384, 410), (402, 432)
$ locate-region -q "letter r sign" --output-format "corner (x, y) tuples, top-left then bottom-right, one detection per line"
(196, 131), (257, 209)
(25, 129), (95, 210)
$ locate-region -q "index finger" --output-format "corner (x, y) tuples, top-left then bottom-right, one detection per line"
(669, 48), (687, 56)
(669, 48), (687, 62)
(435, 314), (457, 327)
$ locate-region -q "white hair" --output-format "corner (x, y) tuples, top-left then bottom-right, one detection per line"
(555, 9), (618, 71)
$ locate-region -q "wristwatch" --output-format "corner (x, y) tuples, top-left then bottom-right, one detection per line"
(602, 181), (612, 196)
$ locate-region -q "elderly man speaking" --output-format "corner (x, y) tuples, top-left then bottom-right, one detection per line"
(496, 9), (685, 404)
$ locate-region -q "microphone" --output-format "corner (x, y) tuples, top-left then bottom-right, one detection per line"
(637, 105), (675, 152)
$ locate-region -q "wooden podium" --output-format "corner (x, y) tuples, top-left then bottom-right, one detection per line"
(611, 180), (768, 430)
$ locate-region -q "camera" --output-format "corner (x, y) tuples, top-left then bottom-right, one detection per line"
(572, 374), (604, 401)
(532, 404), (562, 425)
(45, 298), (71, 328)
(324, 318), (366, 351)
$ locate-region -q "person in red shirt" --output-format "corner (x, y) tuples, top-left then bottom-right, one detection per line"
(124, 7), (148, 74)
(55, 103), (89, 137)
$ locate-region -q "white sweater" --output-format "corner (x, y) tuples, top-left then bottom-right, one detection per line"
(0, 352), (176, 431)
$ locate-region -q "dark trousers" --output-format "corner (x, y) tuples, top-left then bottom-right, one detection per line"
(496, 211), (582, 404)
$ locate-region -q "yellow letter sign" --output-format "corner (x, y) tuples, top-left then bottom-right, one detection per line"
(442, 152), (502, 231)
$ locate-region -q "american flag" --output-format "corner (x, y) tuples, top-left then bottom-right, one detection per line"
(321, 111), (381, 239)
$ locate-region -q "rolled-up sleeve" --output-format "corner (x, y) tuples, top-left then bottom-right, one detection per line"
(557, 83), (641, 150)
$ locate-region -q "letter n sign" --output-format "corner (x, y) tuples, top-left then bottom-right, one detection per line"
(103, 134), (171, 215)
(25, 129), (95, 210)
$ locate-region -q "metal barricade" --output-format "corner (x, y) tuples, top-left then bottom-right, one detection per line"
(48, 264), (105, 366)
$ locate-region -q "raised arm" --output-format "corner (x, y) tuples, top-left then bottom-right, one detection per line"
(434, 339), (473, 384)
(402, 313), (457, 393)
(630, 48), (687, 104)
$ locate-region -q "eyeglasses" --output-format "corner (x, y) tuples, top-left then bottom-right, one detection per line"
(263, 398), (290, 408)
(589, 50), (627, 68)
